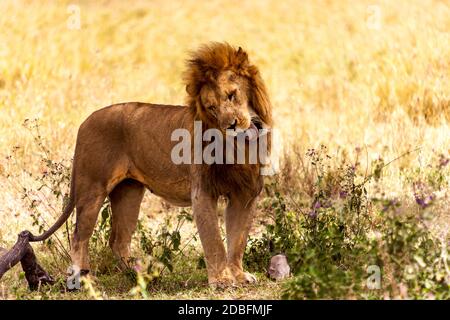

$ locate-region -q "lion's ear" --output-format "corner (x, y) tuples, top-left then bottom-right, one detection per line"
(236, 46), (249, 69)
(237, 46), (246, 56)
(248, 66), (272, 126)
(186, 83), (197, 96)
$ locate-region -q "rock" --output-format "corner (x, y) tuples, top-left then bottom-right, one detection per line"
(267, 254), (290, 281)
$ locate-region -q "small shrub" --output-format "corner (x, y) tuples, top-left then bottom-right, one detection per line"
(136, 208), (193, 275)
(246, 145), (449, 299)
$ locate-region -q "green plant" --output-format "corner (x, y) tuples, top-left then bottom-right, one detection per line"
(5, 119), (72, 265)
(136, 209), (194, 276)
(374, 199), (450, 299)
(246, 145), (449, 299)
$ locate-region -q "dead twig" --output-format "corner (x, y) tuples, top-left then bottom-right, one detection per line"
(0, 231), (54, 290)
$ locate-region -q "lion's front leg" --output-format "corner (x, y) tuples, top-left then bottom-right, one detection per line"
(191, 186), (233, 286)
(225, 194), (258, 284)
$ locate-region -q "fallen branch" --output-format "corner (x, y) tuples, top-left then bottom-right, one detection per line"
(0, 231), (54, 290)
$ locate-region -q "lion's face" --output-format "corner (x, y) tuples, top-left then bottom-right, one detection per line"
(184, 42), (272, 134)
(199, 70), (253, 131)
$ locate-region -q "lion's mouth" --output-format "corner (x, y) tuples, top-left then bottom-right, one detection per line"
(244, 121), (259, 141)
(227, 118), (263, 141)
(236, 119), (262, 142)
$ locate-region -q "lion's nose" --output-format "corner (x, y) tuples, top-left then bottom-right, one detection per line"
(227, 119), (237, 130)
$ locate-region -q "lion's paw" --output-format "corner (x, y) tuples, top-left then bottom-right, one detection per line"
(208, 268), (236, 289)
(234, 271), (258, 284)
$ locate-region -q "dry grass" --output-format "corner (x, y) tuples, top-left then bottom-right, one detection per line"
(0, 0), (448, 299)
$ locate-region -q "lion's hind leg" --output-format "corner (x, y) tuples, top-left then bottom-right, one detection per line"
(109, 179), (145, 270)
(70, 183), (108, 273)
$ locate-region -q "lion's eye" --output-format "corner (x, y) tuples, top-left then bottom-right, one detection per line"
(227, 92), (235, 101)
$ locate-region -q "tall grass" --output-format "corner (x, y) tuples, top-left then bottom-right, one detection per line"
(0, 0), (448, 299)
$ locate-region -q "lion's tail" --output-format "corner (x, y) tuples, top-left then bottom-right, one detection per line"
(28, 167), (76, 242)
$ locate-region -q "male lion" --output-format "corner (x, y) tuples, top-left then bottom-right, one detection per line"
(28, 42), (273, 286)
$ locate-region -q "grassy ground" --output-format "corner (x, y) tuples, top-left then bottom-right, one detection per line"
(2, 252), (282, 300)
(0, 0), (448, 299)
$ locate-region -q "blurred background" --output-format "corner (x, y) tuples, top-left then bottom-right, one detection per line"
(0, 0), (448, 299)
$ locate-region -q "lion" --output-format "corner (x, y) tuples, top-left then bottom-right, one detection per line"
(27, 42), (273, 286)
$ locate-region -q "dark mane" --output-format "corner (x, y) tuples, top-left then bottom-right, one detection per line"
(183, 42), (273, 126)
(183, 42), (273, 198)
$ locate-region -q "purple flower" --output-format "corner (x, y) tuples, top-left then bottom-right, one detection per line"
(439, 156), (449, 168)
(414, 193), (434, 209)
(382, 199), (399, 213)
(133, 261), (143, 273)
(308, 211), (318, 219)
(339, 191), (348, 199)
(313, 201), (321, 209)
(415, 197), (425, 208)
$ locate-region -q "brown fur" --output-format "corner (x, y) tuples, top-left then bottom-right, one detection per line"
(185, 43), (272, 200)
(185, 42), (272, 127)
(29, 42), (273, 286)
